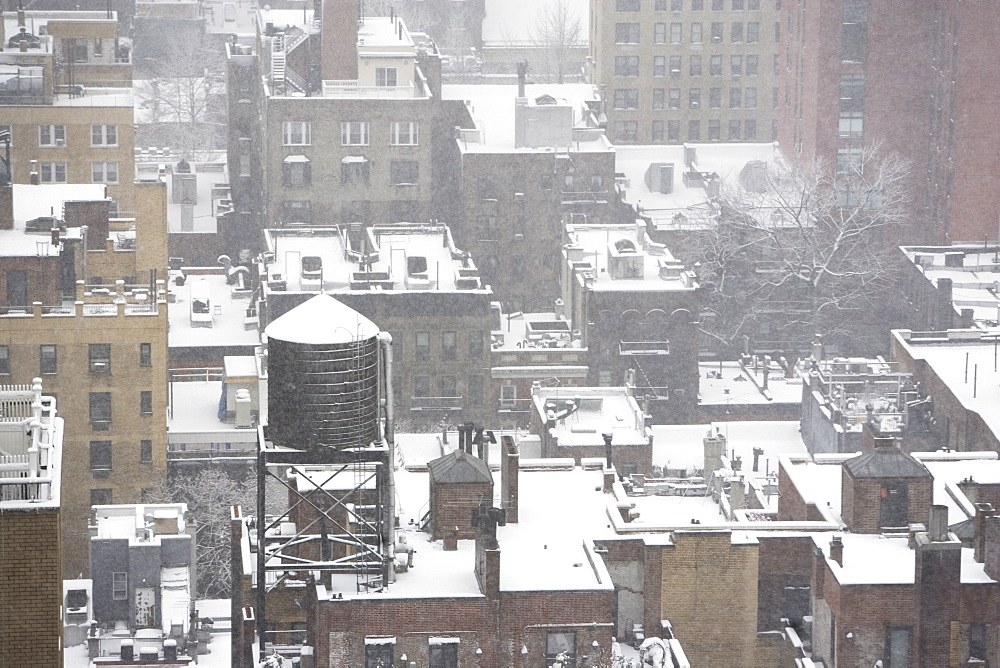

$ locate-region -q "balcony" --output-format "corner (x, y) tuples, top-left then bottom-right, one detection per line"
(498, 398), (532, 415)
(409, 396), (463, 411)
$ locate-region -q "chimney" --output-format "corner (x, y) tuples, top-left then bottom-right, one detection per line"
(974, 503), (995, 563)
(501, 436), (519, 523)
(443, 526), (458, 551)
(703, 429), (726, 475)
(730, 476), (745, 511)
(829, 535), (843, 567)
(321, 0), (359, 80)
(602, 431), (613, 470)
(860, 420), (895, 454)
(516, 60), (527, 98)
(928, 504), (949, 541)
(0, 184), (12, 230)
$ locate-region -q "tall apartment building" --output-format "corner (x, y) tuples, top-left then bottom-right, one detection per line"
(777, 0), (1000, 243)
(0, 181), (169, 579)
(225, 0), (441, 257)
(0, 8), (136, 212)
(590, 0), (782, 144)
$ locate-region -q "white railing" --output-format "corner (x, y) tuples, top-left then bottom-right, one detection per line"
(0, 379), (57, 503)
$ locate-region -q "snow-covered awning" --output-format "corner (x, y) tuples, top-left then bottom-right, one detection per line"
(283, 154), (310, 163)
(429, 637), (460, 645)
(342, 155), (368, 163)
(365, 636), (396, 645)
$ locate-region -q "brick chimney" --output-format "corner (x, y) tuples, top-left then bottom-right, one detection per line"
(829, 534), (843, 567)
(974, 502), (995, 563)
(703, 429), (726, 474)
(914, 504), (962, 666)
(0, 184), (12, 230)
(501, 435), (519, 523)
(860, 420), (896, 454)
(321, 0), (359, 81)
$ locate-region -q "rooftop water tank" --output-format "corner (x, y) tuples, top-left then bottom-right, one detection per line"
(265, 294), (381, 448)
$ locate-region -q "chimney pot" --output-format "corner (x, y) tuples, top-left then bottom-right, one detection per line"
(829, 534), (844, 567)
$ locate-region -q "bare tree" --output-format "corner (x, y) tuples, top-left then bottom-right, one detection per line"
(528, 0), (584, 84)
(170, 468), (255, 599)
(689, 143), (912, 358)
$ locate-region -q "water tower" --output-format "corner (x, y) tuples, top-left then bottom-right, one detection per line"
(255, 294), (395, 651)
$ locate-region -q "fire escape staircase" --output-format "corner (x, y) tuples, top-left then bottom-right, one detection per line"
(271, 31), (308, 95)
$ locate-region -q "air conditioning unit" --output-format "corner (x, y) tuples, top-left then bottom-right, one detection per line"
(712, 36), (722, 43)
(691, 101), (700, 108)
(670, 69), (680, 77)
(55, 138), (65, 147)
(514, 233), (524, 241)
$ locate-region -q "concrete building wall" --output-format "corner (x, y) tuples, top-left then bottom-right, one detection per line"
(591, 0), (782, 144)
(0, 507), (63, 668)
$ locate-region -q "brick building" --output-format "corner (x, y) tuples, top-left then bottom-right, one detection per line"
(0, 379), (64, 668)
(0, 9), (136, 212)
(427, 448), (493, 540)
(590, 0), (782, 145)
(0, 181), (170, 578)
(777, 0), (1000, 243)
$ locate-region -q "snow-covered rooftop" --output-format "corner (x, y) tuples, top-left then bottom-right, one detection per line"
(167, 273), (261, 349)
(443, 83), (612, 154)
(91, 503), (190, 544)
(652, 421), (808, 480)
(0, 184), (107, 258)
(533, 387), (648, 447)
(894, 329), (1000, 442)
(166, 380), (258, 446)
(616, 143), (782, 229)
(698, 360), (805, 407)
(901, 245), (1000, 326)
(481, 0), (590, 48)
(262, 226), (490, 293)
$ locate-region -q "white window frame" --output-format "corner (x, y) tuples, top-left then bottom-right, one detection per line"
(654, 23), (667, 43)
(389, 121), (419, 146)
(341, 121), (369, 146)
(39, 124), (66, 147)
(0, 124), (11, 147)
(282, 121), (311, 146)
(92, 161), (119, 184)
(91, 124), (117, 147)
(40, 162), (67, 183)
(375, 67), (398, 87)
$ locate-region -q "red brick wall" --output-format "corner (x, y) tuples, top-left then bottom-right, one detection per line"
(430, 481), (493, 540)
(842, 473), (932, 533)
(0, 507), (63, 667)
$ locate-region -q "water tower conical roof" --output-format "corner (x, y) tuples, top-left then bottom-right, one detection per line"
(265, 294), (379, 345)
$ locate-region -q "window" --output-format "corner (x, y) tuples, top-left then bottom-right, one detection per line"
(282, 158), (311, 187)
(745, 87), (757, 108)
(0, 346), (8, 374)
(730, 87), (742, 108)
(546, 632), (576, 667)
(708, 119), (720, 140)
(89, 344), (111, 374)
(691, 22), (703, 42)
(670, 23), (682, 43)
(655, 0), (667, 8)
(731, 55), (743, 75)
(837, 147), (862, 173)
(441, 376), (457, 399)
(477, 175), (498, 200)
(415, 331), (430, 362)
(747, 21), (759, 42)
(341, 159), (370, 186)
(732, 0), (744, 7)
(613, 89), (639, 109)
(746, 54), (758, 75)
(749, 0), (759, 8)
(838, 111), (863, 138)
(710, 55), (722, 76)
(90, 441), (112, 471)
(341, 122), (369, 146)
(692, 0), (703, 7)
(667, 119), (680, 141)
(668, 88), (681, 109)
(112, 572), (127, 600)
(772, 87), (779, 108)
(468, 375), (483, 405)
(774, 21), (781, 43)
(711, 22), (723, 42)
(282, 121), (311, 146)
(442, 331), (457, 360)
(90, 392), (112, 429)
(709, 87), (722, 108)
(375, 67), (397, 86)
(140, 390), (153, 416)
(91, 162), (119, 184)
(712, 0), (724, 9)
(468, 331), (483, 360)
(731, 22), (743, 42)
(39, 124), (65, 146)
(687, 120), (700, 141)
(615, 56), (640, 77)
(745, 119), (757, 140)
(652, 89), (665, 110)
(615, 23), (640, 43)
(690, 55), (702, 76)
(653, 56), (666, 77)
(671, 0), (684, 9)
(612, 121), (638, 142)
(91, 124), (117, 146)
(40, 345), (56, 374)
(771, 119), (778, 141)
(0, 124), (11, 147)
(689, 88), (701, 109)
(841, 0), (867, 62)
(970, 624), (986, 663)
(669, 55), (682, 76)
(839, 73), (866, 111)
(91, 488), (113, 506)
(774, 53), (780, 75)
(654, 23), (666, 43)
(429, 643), (458, 668)
(885, 627), (911, 668)
(651, 120), (664, 142)
(7, 270), (27, 306)
(728, 119), (741, 140)
(413, 375), (430, 397)
(616, 0), (640, 10)
(141, 439), (153, 463)
(40, 162), (67, 183)
(390, 121), (418, 146)
(139, 343), (151, 367)
(282, 200), (312, 224)
(390, 160), (419, 185)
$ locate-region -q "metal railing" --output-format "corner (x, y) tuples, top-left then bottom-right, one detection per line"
(409, 396), (464, 411)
